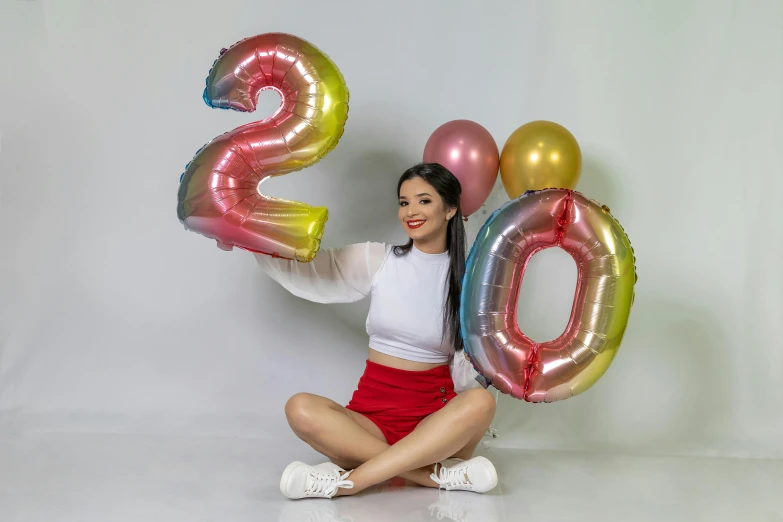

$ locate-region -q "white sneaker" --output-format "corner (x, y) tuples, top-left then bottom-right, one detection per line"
(280, 461), (354, 499)
(312, 461), (347, 474)
(430, 456), (498, 493)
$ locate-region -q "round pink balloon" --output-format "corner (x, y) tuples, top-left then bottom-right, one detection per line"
(423, 120), (499, 216)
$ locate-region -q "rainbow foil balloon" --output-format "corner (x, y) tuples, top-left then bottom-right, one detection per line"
(177, 33), (350, 262)
(461, 189), (637, 402)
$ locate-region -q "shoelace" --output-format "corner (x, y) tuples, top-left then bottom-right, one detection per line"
(430, 463), (472, 491)
(305, 469), (354, 497)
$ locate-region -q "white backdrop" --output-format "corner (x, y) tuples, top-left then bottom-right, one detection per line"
(1, 0), (781, 460)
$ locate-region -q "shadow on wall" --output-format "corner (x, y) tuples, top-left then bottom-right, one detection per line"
(579, 151), (619, 209)
(493, 290), (735, 457)
(487, 150), (740, 456)
(327, 143), (411, 244)
(323, 140), (411, 336)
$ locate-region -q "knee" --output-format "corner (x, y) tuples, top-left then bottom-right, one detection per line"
(457, 388), (496, 424)
(284, 393), (321, 434)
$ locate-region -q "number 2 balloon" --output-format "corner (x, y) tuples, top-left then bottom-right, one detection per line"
(177, 33), (350, 262)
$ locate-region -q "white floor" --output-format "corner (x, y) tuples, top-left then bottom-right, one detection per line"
(1, 433), (782, 522)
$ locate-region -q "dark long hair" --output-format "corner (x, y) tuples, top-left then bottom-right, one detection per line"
(394, 163), (467, 350)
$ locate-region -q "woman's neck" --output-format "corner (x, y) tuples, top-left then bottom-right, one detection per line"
(413, 237), (448, 255)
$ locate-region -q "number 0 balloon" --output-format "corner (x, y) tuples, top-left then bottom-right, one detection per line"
(461, 189), (637, 402)
(177, 33), (349, 262)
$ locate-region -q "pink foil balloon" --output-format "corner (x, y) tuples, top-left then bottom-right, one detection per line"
(423, 120), (499, 216)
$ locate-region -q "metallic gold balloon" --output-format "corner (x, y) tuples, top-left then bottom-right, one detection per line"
(177, 33), (350, 262)
(499, 121), (582, 199)
(460, 189), (637, 402)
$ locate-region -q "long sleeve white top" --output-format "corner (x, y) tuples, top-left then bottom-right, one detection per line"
(256, 242), (455, 363)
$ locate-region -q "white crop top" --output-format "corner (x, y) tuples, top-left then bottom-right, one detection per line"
(255, 242), (455, 363)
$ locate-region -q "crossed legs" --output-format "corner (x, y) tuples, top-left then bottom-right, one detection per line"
(284, 388), (495, 495)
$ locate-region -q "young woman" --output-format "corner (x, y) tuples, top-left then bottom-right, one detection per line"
(256, 163), (498, 499)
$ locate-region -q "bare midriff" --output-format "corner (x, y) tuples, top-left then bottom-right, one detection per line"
(368, 348), (446, 371)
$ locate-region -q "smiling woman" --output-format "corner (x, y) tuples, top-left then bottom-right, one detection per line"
(393, 164), (467, 356)
(256, 163), (497, 500)
(400, 184), (449, 231)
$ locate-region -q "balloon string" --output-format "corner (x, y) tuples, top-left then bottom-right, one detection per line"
(484, 389), (501, 440)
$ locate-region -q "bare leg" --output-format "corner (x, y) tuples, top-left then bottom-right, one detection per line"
(284, 393), (435, 486)
(335, 388), (496, 496)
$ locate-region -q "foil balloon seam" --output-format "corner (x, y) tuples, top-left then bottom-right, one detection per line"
(553, 190), (573, 246)
(522, 343), (539, 398)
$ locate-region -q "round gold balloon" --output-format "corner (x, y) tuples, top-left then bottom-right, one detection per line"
(499, 121), (582, 199)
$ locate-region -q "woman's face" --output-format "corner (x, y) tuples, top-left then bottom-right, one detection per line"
(398, 177), (456, 244)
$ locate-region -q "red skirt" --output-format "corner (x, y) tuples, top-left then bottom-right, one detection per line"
(346, 360), (457, 445)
